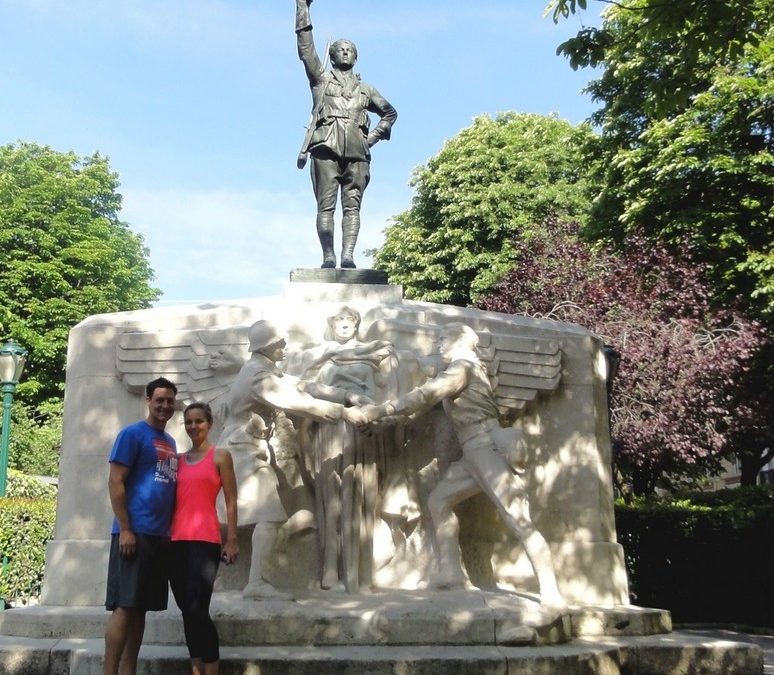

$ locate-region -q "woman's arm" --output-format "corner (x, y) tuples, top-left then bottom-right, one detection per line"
(215, 448), (239, 564)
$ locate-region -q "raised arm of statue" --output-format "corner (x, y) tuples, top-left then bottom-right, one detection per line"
(295, 0), (324, 85)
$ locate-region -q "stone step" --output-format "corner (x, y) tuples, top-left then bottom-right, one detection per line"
(0, 634), (764, 675)
(0, 592), (671, 647)
(4, 595), (746, 673)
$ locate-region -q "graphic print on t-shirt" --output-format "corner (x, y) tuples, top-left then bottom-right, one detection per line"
(154, 438), (178, 484)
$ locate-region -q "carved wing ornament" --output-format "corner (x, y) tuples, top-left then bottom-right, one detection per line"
(362, 311), (562, 419)
(476, 330), (562, 418)
(115, 326), (250, 406)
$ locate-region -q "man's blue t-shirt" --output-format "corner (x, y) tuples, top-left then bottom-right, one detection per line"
(109, 420), (178, 537)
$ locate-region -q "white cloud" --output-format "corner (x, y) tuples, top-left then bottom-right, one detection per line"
(3, 0), (284, 55)
(121, 186), (398, 305)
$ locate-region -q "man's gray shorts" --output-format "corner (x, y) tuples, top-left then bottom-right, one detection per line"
(105, 533), (171, 611)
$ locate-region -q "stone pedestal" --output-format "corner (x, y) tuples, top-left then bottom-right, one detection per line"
(1, 279), (763, 673)
(0, 598), (764, 674)
(40, 280), (627, 607)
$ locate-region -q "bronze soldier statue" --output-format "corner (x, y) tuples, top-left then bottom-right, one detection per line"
(295, 0), (397, 269)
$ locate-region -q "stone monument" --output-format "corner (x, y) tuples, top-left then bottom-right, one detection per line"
(0, 3), (764, 673)
(39, 286), (629, 608)
(0, 284), (763, 672)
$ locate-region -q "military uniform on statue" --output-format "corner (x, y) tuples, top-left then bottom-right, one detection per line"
(295, 0), (397, 269)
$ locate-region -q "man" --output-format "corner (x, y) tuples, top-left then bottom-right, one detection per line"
(359, 323), (565, 608)
(104, 377), (179, 675)
(295, 0), (397, 269)
(217, 320), (367, 599)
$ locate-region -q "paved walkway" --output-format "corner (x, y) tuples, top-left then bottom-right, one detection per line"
(680, 629), (774, 674)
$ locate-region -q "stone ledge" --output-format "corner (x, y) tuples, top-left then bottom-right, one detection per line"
(569, 604), (673, 637)
(0, 594), (671, 648)
(289, 268), (389, 284)
(0, 633), (763, 675)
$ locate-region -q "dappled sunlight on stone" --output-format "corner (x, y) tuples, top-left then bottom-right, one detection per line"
(4, 283), (763, 671)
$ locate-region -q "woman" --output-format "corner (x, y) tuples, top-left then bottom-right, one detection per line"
(170, 402), (238, 675)
(292, 306), (415, 592)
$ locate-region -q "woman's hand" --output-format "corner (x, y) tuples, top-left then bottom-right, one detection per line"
(221, 538), (239, 565)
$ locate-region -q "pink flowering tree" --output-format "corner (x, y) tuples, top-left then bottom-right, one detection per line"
(479, 218), (771, 497)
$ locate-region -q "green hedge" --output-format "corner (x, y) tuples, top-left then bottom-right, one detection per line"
(616, 487), (774, 628)
(0, 496), (56, 606)
(4, 468), (57, 500)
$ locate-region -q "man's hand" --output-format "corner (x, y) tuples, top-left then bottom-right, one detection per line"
(359, 404), (383, 423)
(342, 406), (367, 427)
(366, 133), (379, 148)
(358, 402), (396, 427)
(373, 345), (395, 362)
(118, 529), (137, 557)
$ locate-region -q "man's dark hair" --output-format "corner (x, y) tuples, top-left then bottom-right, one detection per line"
(146, 377), (178, 398)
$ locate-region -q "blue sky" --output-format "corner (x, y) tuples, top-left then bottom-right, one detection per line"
(1, 0), (601, 305)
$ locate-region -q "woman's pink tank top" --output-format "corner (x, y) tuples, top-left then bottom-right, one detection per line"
(170, 446), (222, 544)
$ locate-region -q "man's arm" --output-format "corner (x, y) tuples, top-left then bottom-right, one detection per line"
(257, 370), (367, 424)
(361, 360), (470, 424)
(107, 462), (136, 557)
(296, 0), (324, 85)
(396, 360), (469, 413)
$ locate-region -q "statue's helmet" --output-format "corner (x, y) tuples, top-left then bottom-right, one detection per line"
(441, 322), (479, 350)
(247, 320), (284, 353)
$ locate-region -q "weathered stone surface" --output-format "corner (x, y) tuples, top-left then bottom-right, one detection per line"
(0, 635), (57, 675)
(0, 590), (575, 647)
(41, 283), (629, 607)
(0, 633), (763, 675)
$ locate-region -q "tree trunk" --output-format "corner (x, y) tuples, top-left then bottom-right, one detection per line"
(738, 447), (774, 486)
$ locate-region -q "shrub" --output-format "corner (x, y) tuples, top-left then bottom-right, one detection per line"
(616, 489), (773, 627)
(0, 496), (56, 606)
(670, 484), (774, 508)
(5, 468), (57, 500)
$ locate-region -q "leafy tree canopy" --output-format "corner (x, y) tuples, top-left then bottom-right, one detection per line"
(548, 0), (774, 323)
(480, 218), (770, 496)
(0, 141), (160, 407)
(549, 0), (765, 94)
(373, 113), (595, 306)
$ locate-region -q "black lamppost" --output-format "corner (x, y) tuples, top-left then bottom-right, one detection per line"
(0, 340), (27, 498)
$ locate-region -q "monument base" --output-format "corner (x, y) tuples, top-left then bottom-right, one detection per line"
(289, 268), (389, 284)
(0, 595), (763, 674)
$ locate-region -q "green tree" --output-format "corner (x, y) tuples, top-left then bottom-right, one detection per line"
(0, 142), (160, 407)
(373, 113), (595, 306)
(550, 0), (774, 323)
(548, 0), (765, 87)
